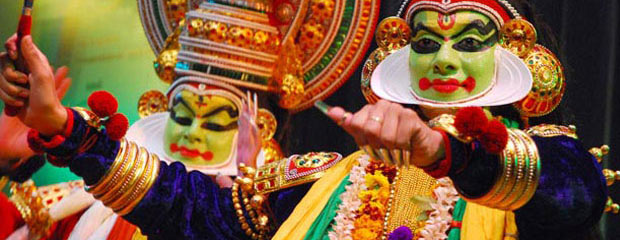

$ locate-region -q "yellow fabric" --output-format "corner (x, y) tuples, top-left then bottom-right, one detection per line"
(461, 202), (518, 240)
(272, 151), (362, 240)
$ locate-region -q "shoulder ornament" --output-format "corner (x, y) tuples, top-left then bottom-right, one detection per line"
(526, 124), (578, 139)
(254, 152), (343, 194)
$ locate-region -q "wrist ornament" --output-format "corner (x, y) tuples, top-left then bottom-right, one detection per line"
(429, 107), (508, 154)
(457, 128), (540, 211)
(232, 164), (271, 240)
(86, 139), (160, 215)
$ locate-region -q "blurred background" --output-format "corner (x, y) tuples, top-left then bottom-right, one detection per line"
(1, 0), (619, 238)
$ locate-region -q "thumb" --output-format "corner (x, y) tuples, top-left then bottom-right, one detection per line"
(21, 36), (52, 80)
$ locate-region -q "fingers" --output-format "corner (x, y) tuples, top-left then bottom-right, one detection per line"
(346, 104), (371, 146)
(0, 88), (24, 107)
(364, 100), (390, 148)
(379, 103), (401, 149)
(5, 34), (18, 60)
(395, 108), (419, 150)
(21, 36), (53, 82)
(56, 77), (71, 99)
(54, 66), (71, 99)
(326, 106), (353, 128)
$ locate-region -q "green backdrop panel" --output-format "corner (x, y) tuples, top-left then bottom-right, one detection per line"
(1, 0), (168, 186)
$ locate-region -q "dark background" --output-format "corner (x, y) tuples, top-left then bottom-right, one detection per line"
(280, 0), (620, 238)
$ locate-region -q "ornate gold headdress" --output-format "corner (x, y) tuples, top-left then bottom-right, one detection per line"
(361, 0), (565, 127)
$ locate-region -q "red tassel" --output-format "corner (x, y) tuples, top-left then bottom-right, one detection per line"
(87, 91), (118, 118)
(454, 106), (488, 137)
(479, 120), (509, 154)
(105, 113), (129, 140)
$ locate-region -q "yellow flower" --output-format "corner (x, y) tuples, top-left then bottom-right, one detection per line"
(351, 228), (379, 240)
(365, 171), (390, 190)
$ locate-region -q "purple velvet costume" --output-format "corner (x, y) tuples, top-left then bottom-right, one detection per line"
(27, 109), (606, 240)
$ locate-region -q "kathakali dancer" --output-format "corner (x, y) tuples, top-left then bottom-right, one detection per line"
(0, 0), (616, 239)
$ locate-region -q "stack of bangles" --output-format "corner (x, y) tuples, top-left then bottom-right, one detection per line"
(460, 128), (541, 211)
(86, 138), (160, 215)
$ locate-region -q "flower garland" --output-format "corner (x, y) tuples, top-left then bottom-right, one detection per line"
(351, 161), (397, 240)
(418, 177), (459, 240)
(328, 155), (370, 240)
(329, 156), (459, 240)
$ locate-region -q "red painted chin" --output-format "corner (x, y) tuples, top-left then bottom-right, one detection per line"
(418, 77), (476, 94)
(170, 143), (214, 161)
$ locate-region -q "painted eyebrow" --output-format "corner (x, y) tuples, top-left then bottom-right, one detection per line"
(411, 23), (444, 39)
(450, 19), (496, 39)
(172, 95), (195, 116)
(201, 105), (239, 118)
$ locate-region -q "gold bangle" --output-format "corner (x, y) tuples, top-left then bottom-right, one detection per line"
(511, 130), (540, 209)
(483, 131), (518, 207)
(88, 138), (129, 195)
(102, 145), (148, 206)
(91, 141), (137, 198)
(479, 133), (515, 205)
(109, 148), (153, 211)
(117, 154), (160, 215)
(497, 129), (528, 210)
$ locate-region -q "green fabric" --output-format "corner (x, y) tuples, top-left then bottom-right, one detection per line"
(500, 117), (520, 129)
(303, 175), (351, 240)
(448, 198), (467, 240)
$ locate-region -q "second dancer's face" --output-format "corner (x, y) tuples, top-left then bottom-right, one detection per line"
(164, 90), (239, 166)
(409, 10), (498, 102)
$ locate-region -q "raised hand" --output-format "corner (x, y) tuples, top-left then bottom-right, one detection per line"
(326, 100), (445, 168)
(236, 91), (260, 170)
(0, 36), (68, 136)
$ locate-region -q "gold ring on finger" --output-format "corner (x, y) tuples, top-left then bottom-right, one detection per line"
(370, 115), (383, 124)
(338, 112), (352, 126)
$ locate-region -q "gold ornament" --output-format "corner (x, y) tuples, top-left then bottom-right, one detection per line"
(204, 21), (228, 43)
(154, 20), (183, 84)
(188, 18), (205, 37)
(274, 38), (305, 109)
(299, 22), (325, 50)
(589, 145), (610, 163)
(256, 109), (284, 164)
(138, 90), (169, 118)
(0, 176), (8, 190)
(361, 17), (410, 104)
(257, 109), (277, 141)
(513, 45), (565, 117)
(375, 17), (411, 51)
(275, 2), (295, 23)
(228, 27), (254, 47)
(9, 180), (53, 238)
(361, 48), (387, 104)
(500, 18), (537, 58)
(310, 0), (335, 21)
(262, 139), (285, 164)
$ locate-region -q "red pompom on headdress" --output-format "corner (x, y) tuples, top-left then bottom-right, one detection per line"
(454, 106), (508, 154)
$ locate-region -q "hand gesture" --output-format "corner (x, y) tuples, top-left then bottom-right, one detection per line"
(0, 35), (68, 136)
(327, 100), (445, 168)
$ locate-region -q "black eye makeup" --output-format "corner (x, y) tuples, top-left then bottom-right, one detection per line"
(170, 109), (192, 126)
(411, 38), (442, 53)
(201, 122), (238, 131)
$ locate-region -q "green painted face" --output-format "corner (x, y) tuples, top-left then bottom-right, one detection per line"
(163, 90), (239, 166)
(409, 10), (498, 102)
